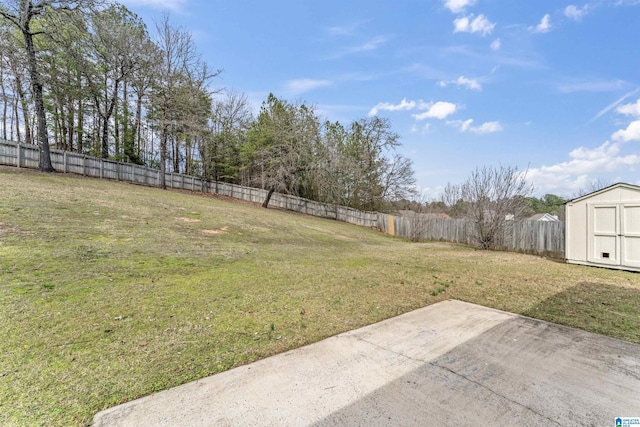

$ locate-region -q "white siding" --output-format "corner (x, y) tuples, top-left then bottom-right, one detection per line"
(566, 202), (587, 262)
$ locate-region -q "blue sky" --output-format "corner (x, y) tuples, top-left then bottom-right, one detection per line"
(120, 0), (640, 199)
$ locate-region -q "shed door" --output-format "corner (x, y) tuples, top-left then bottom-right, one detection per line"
(589, 205), (620, 266)
(622, 204), (640, 268)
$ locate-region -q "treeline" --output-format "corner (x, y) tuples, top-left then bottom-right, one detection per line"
(395, 193), (566, 219)
(394, 166), (566, 232)
(0, 1), (415, 211)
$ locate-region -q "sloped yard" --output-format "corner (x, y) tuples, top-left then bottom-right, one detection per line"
(1, 166), (639, 426)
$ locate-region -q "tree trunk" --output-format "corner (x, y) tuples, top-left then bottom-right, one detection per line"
(262, 188), (275, 208)
(160, 128), (167, 189)
(135, 92), (142, 155)
(16, 75), (32, 145)
(67, 97), (75, 152)
(185, 136), (191, 175)
(22, 25), (53, 171)
(0, 64), (8, 141)
(58, 102), (68, 150)
(14, 94), (20, 143)
(101, 111), (109, 158)
(1, 73), (7, 140)
(114, 85), (119, 158)
(77, 97), (84, 153)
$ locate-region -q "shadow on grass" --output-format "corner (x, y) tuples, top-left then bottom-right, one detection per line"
(522, 281), (640, 344)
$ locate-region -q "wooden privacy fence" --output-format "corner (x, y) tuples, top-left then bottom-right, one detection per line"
(0, 140), (378, 228)
(379, 214), (565, 259)
(0, 140), (565, 257)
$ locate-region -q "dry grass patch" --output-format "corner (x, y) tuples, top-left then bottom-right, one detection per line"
(0, 166), (639, 426)
(202, 227), (228, 235)
(176, 217), (201, 223)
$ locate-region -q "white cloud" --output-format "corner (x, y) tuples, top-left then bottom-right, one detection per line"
(120, 0), (186, 11)
(369, 98), (457, 120)
(564, 5), (588, 20)
(527, 140), (640, 195)
(472, 121), (503, 134)
(346, 36), (390, 53)
(460, 119), (474, 132)
(439, 76), (481, 90)
(285, 79), (332, 94)
(612, 120), (640, 142)
(527, 107), (640, 195)
(530, 14), (552, 33)
(449, 119), (503, 134)
(453, 14), (495, 36)
(617, 99), (640, 117)
(490, 38), (501, 51)
(443, 0), (476, 13)
(569, 142), (620, 162)
(413, 102), (458, 120)
(369, 98), (417, 116)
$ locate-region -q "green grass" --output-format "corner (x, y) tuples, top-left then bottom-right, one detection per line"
(1, 166), (639, 426)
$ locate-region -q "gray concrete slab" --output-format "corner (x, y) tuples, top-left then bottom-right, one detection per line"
(92, 300), (640, 426)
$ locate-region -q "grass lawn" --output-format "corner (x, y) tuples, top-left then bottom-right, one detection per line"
(1, 166), (639, 426)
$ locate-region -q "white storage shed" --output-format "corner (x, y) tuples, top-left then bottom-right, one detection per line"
(565, 183), (640, 272)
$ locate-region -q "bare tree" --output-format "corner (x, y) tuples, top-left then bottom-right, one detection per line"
(150, 16), (198, 189)
(148, 16), (219, 188)
(206, 91), (252, 185)
(380, 153), (416, 205)
(335, 116), (417, 211)
(130, 36), (160, 162)
(571, 178), (612, 200)
(443, 165), (533, 249)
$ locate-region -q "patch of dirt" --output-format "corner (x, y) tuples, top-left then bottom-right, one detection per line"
(176, 217), (201, 223)
(202, 227), (228, 235)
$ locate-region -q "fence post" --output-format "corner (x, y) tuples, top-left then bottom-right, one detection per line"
(16, 143), (22, 168)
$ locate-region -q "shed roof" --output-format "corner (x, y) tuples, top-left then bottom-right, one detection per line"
(567, 182), (640, 204)
(527, 213), (559, 222)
